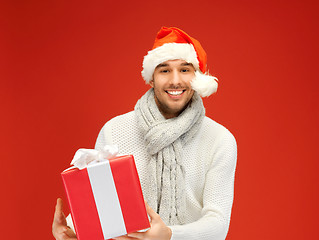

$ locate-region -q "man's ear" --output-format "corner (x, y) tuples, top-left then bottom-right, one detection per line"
(149, 80), (154, 88)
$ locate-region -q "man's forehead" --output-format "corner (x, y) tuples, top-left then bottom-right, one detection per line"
(156, 60), (194, 68)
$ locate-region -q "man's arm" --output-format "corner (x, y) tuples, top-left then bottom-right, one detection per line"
(52, 198), (77, 240)
(168, 131), (237, 240)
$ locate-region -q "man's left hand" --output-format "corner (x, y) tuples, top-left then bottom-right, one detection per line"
(113, 202), (172, 240)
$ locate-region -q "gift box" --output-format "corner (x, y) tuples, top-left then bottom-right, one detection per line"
(61, 154), (150, 240)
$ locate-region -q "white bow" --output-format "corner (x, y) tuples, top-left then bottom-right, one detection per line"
(70, 145), (119, 170)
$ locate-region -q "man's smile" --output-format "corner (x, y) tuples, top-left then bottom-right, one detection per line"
(165, 90), (185, 96)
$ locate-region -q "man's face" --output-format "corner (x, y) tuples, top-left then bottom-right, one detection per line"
(150, 59), (195, 119)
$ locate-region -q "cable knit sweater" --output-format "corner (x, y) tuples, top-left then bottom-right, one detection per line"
(94, 111), (237, 240)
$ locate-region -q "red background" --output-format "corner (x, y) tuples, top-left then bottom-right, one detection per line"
(1, 0), (318, 239)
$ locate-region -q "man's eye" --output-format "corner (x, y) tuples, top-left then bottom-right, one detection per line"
(181, 69), (189, 72)
(160, 69), (169, 73)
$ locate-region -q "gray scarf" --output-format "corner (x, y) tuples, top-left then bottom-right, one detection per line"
(134, 89), (205, 225)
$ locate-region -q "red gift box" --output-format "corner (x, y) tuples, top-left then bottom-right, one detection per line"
(61, 155), (150, 240)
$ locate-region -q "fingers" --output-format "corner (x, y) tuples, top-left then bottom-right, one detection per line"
(56, 231), (78, 240)
(54, 198), (65, 223)
(53, 225), (77, 240)
(113, 235), (138, 240)
(52, 222), (67, 239)
(127, 232), (145, 239)
(56, 198), (63, 213)
(145, 201), (158, 220)
(54, 227), (77, 240)
(62, 227), (77, 239)
(53, 198), (72, 240)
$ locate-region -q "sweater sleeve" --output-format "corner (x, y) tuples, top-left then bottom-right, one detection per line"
(94, 119), (114, 151)
(169, 130), (237, 240)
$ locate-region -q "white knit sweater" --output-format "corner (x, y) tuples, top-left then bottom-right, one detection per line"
(95, 111), (237, 240)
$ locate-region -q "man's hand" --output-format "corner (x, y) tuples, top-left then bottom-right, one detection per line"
(52, 198), (77, 240)
(114, 202), (172, 240)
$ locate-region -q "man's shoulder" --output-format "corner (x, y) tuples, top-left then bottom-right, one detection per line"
(201, 116), (236, 143)
(101, 110), (140, 137)
(202, 116), (229, 131)
(95, 111), (140, 151)
(105, 111), (136, 125)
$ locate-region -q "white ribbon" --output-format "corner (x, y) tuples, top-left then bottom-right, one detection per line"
(71, 145), (119, 170)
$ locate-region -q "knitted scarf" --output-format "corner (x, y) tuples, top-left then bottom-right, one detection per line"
(134, 88), (205, 225)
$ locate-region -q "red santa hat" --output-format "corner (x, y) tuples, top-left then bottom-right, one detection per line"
(141, 27), (218, 97)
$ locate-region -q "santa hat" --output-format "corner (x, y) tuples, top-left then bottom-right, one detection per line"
(141, 27), (218, 97)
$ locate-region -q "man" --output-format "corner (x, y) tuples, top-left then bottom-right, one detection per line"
(52, 27), (237, 240)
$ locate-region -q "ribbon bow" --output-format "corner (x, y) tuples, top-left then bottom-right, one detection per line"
(71, 145), (119, 170)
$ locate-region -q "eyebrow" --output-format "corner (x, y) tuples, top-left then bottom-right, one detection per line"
(156, 63), (168, 68)
(155, 62), (194, 69)
(181, 62), (193, 67)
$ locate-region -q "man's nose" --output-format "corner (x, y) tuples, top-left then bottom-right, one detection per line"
(170, 70), (182, 85)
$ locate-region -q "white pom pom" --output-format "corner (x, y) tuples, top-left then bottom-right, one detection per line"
(191, 71), (218, 97)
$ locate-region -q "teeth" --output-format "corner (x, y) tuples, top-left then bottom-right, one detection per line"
(167, 90), (183, 95)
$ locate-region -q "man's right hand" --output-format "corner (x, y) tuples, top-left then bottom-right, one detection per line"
(52, 198), (77, 240)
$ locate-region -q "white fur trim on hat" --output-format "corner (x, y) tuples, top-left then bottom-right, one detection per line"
(142, 43), (199, 83)
(191, 71), (218, 97)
